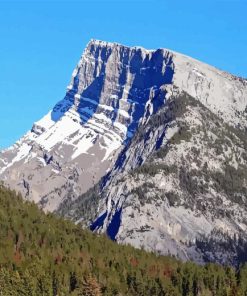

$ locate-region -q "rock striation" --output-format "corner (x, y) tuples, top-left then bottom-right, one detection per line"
(1, 40), (247, 265)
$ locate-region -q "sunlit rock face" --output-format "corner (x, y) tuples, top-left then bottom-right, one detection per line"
(1, 40), (247, 266)
(0, 40), (176, 211)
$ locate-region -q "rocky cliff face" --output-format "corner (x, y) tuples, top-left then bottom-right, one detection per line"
(59, 87), (247, 265)
(0, 40), (176, 211)
(1, 40), (247, 265)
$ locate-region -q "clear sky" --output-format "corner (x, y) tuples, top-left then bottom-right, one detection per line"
(0, 0), (246, 149)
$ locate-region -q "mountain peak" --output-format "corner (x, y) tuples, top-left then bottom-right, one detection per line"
(1, 40), (247, 265)
(86, 38), (154, 53)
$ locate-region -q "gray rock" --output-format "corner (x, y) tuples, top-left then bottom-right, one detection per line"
(1, 40), (247, 265)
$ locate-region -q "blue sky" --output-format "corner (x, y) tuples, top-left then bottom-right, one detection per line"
(0, 0), (246, 148)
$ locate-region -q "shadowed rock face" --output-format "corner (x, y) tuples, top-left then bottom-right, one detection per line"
(0, 40), (176, 211)
(52, 40), (175, 140)
(1, 40), (247, 265)
(61, 90), (247, 266)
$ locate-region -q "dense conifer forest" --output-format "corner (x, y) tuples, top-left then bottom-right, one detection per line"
(0, 184), (247, 295)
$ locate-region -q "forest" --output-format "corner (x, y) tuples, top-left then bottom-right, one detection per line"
(0, 184), (247, 295)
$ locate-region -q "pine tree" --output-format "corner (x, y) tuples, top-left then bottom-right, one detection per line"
(79, 274), (102, 296)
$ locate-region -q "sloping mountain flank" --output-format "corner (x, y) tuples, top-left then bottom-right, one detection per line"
(58, 87), (247, 266)
(2, 185), (247, 295)
(1, 40), (247, 265)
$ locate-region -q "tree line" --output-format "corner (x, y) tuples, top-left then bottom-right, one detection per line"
(0, 185), (247, 295)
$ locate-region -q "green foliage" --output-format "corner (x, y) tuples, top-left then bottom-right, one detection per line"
(132, 163), (177, 177)
(57, 183), (101, 223)
(170, 125), (192, 145)
(212, 164), (247, 203)
(0, 185), (247, 295)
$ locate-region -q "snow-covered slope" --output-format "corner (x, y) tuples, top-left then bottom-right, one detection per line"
(0, 40), (176, 211)
(1, 40), (247, 265)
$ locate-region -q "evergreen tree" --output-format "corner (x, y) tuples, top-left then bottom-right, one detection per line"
(79, 274), (102, 296)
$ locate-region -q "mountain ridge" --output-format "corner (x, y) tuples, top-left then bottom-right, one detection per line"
(88, 39), (247, 79)
(58, 88), (247, 265)
(1, 39), (247, 265)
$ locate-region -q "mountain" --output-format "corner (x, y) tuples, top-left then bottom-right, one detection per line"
(1, 39), (247, 265)
(59, 90), (247, 266)
(1, 185), (247, 296)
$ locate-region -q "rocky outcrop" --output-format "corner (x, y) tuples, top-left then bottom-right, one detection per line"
(1, 40), (247, 265)
(60, 89), (247, 266)
(0, 40), (177, 211)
